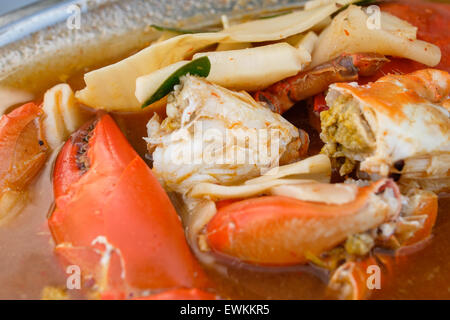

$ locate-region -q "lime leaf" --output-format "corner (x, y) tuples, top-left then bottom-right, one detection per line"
(142, 56), (211, 108)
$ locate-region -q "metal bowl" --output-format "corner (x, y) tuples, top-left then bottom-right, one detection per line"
(0, 0), (306, 95)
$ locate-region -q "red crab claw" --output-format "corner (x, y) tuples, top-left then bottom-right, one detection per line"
(204, 179), (401, 266)
(327, 254), (393, 300)
(327, 188), (439, 300)
(393, 189), (438, 264)
(327, 189), (439, 300)
(48, 114), (209, 298)
(401, 190), (438, 247)
(0, 102), (47, 191)
(0, 102), (48, 221)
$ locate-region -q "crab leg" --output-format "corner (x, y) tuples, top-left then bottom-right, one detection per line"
(0, 103), (48, 191)
(398, 190), (438, 247)
(328, 189), (439, 300)
(0, 103), (48, 222)
(49, 114), (209, 298)
(254, 53), (388, 114)
(204, 179), (401, 266)
(327, 255), (388, 300)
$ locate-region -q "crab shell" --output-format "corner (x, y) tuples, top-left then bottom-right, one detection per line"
(48, 114), (209, 297)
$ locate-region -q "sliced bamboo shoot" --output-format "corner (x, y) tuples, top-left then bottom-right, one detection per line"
(76, 33), (227, 111)
(311, 5), (441, 67)
(42, 84), (85, 149)
(221, 0), (355, 42)
(193, 43), (311, 91)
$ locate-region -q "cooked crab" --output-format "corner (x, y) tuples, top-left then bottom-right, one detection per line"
(145, 75), (308, 197)
(320, 69), (450, 192)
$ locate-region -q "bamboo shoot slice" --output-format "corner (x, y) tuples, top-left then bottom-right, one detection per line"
(221, 0), (354, 42)
(193, 43), (311, 91)
(76, 33), (227, 111)
(311, 6), (441, 67)
(42, 84), (85, 149)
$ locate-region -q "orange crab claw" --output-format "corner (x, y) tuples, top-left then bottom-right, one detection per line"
(328, 258), (375, 300)
(401, 190), (438, 247)
(205, 179), (401, 266)
(0, 103), (47, 191)
(49, 114), (209, 297)
(0, 102), (48, 221)
(134, 288), (219, 300)
(392, 190), (439, 266)
(327, 255), (393, 300)
(328, 189), (439, 300)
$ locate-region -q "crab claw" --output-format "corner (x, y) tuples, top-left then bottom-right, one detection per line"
(0, 102), (48, 222)
(0, 102), (47, 191)
(393, 189), (439, 260)
(327, 255), (390, 300)
(400, 190), (438, 247)
(327, 188), (438, 300)
(48, 114), (208, 297)
(204, 179), (401, 266)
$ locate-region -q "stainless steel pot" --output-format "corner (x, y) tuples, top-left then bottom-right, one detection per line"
(0, 0), (305, 94)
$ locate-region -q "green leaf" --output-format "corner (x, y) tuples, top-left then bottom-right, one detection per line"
(141, 56), (211, 108)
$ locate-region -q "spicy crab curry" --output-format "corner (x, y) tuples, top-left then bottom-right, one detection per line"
(0, 0), (449, 300)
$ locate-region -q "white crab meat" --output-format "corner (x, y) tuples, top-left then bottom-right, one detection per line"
(145, 76), (303, 195)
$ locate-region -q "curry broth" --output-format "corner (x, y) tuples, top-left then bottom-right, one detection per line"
(1, 1), (449, 300)
(1, 86), (448, 299)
